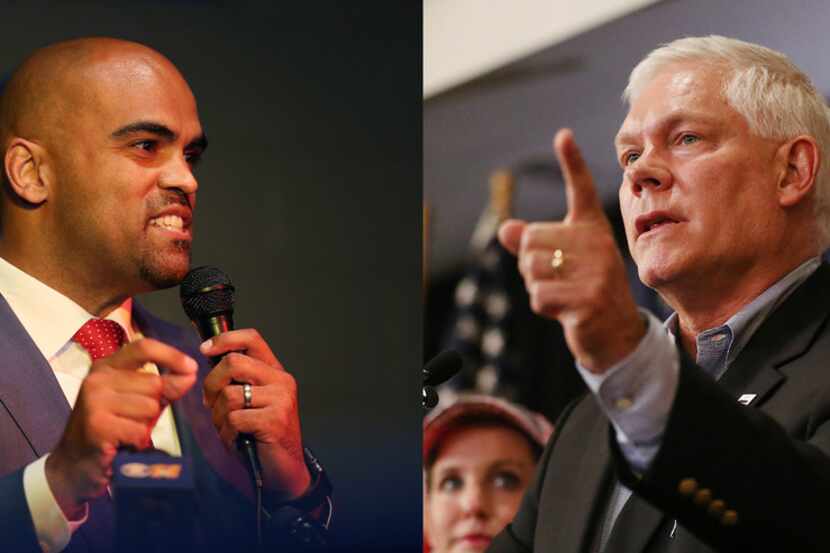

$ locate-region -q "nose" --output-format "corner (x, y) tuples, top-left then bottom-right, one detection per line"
(159, 155), (198, 196)
(459, 482), (490, 518)
(624, 148), (673, 197)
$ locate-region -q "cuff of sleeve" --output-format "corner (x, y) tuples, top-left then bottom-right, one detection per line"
(23, 454), (88, 553)
(575, 309), (679, 469)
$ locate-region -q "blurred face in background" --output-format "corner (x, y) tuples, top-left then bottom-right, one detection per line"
(425, 425), (538, 553)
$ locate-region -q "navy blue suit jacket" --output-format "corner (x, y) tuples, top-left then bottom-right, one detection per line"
(0, 298), (259, 553)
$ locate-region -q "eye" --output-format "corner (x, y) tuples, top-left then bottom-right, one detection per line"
(622, 151), (640, 166)
(131, 139), (157, 152)
(492, 471), (522, 490)
(184, 148), (203, 166)
(438, 474), (463, 493)
(679, 133), (700, 145)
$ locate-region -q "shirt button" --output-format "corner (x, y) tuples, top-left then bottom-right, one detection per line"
(614, 397), (633, 410)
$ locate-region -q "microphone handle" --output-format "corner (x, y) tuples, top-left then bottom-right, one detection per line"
(199, 314), (262, 486)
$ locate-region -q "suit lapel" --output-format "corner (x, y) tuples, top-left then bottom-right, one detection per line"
(602, 492), (665, 553)
(720, 264), (830, 402)
(0, 293), (70, 460)
(540, 401), (614, 552)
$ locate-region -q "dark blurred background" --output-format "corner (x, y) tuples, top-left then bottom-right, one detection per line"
(1, 2), (421, 550)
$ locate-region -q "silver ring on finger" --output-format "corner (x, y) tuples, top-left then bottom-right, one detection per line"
(242, 382), (253, 409)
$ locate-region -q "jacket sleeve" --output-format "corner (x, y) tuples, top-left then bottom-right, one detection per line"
(1, 467), (44, 553)
(613, 353), (830, 553)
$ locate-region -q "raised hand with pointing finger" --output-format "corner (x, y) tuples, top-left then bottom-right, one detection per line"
(498, 128), (646, 373)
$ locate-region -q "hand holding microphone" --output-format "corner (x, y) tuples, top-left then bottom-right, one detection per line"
(181, 267), (310, 501)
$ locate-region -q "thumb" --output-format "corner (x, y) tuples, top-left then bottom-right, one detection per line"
(497, 219), (527, 255)
(554, 128), (604, 222)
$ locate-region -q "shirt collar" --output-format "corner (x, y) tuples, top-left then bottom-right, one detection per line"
(0, 256), (135, 360)
(663, 256), (821, 366)
(722, 256), (821, 364)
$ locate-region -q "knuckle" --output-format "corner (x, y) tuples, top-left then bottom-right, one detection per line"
(145, 400), (161, 420)
(87, 412), (108, 437)
(275, 395), (298, 425)
(522, 224), (541, 249)
(279, 373), (298, 395)
(530, 294), (544, 315)
(148, 374), (164, 397)
(211, 406), (224, 428)
(524, 223), (554, 249)
(227, 410), (245, 431)
(225, 351), (245, 366)
(243, 328), (261, 341)
(83, 372), (105, 390)
(526, 252), (545, 278)
(220, 385), (236, 404)
(585, 279), (604, 301)
(133, 338), (152, 353)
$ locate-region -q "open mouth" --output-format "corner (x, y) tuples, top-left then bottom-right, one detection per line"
(147, 204), (192, 236)
(636, 211), (681, 238)
(149, 214), (185, 231)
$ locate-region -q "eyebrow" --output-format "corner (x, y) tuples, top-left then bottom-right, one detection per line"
(111, 120), (209, 151)
(614, 111), (718, 150)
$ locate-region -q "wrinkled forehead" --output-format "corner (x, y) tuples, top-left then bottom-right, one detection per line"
(615, 63), (730, 146)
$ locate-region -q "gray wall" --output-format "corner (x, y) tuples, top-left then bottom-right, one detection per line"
(1, 2), (421, 550)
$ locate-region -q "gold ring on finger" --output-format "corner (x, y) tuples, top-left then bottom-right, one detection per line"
(550, 249), (565, 273)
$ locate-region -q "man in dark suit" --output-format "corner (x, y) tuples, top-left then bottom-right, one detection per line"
(490, 36), (830, 552)
(0, 38), (328, 551)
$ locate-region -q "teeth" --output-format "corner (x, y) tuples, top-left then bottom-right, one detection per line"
(150, 215), (184, 230)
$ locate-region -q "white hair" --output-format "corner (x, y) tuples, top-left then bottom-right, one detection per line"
(624, 35), (830, 249)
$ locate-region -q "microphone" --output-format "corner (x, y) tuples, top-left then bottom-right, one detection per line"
(422, 350), (462, 409)
(423, 350), (462, 387)
(180, 266), (262, 487)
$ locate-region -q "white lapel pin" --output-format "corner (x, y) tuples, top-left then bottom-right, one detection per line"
(738, 393), (757, 406)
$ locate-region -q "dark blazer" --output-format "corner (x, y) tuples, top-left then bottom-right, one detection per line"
(0, 298), (260, 553)
(489, 264), (830, 553)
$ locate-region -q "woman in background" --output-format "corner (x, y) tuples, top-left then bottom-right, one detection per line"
(423, 395), (553, 553)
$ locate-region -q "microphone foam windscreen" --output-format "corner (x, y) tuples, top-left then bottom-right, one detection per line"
(180, 266), (236, 319)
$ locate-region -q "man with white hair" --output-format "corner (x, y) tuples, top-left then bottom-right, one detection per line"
(488, 36), (830, 552)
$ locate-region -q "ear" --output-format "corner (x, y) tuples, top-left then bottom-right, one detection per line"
(3, 137), (51, 205)
(776, 136), (819, 208)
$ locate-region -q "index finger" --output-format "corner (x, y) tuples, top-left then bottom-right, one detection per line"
(199, 328), (281, 368)
(104, 338), (198, 401)
(554, 128), (604, 222)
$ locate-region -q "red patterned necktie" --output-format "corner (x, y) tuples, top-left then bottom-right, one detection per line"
(72, 319), (156, 452)
(73, 319), (127, 360)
